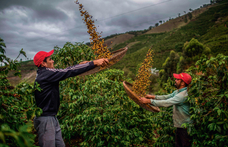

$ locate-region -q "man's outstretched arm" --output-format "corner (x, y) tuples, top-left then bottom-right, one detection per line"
(42, 58), (109, 82)
(139, 94), (186, 107)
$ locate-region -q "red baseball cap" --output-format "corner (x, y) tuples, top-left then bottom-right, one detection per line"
(33, 50), (54, 67)
(173, 73), (192, 85)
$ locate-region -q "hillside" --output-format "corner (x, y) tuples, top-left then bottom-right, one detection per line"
(110, 2), (228, 75)
(7, 60), (36, 86)
(104, 33), (135, 50)
(146, 5), (213, 34)
(7, 2), (228, 85)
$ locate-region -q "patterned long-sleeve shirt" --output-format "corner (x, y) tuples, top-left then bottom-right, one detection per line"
(150, 87), (191, 128)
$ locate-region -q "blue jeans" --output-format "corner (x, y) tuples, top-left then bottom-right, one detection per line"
(34, 116), (65, 147)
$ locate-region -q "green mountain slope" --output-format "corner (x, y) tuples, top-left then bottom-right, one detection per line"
(111, 2), (228, 75)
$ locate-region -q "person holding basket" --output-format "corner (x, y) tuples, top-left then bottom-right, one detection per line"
(33, 49), (108, 147)
(139, 73), (192, 147)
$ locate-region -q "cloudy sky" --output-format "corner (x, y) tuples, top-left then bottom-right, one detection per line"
(0, 0), (210, 60)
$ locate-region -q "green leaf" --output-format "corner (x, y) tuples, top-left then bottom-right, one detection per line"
(139, 137), (143, 141)
(209, 117), (214, 121)
(208, 123), (213, 131)
(0, 131), (5, 143)
(216, 122), (224, 125)
(216, 125), (221, 133)
(224, 123), (228, 130)
(217, 109), (222, 116)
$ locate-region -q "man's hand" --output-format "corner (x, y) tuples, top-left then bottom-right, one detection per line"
(145, 95), (155, 99)
(93, 58), (109, 66)
(79, 61), (90, 65)
(139, 97), (151, 104)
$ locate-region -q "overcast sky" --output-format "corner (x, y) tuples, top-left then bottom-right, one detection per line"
(0, 0), (210, 60)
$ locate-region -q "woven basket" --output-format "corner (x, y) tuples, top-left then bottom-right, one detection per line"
(79, 47), (128, 76)
(123, 81), (160, 112)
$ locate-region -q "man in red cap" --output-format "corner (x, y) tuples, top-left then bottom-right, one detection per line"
(33, 49), (108, 147)
(139, 73), (192, 147)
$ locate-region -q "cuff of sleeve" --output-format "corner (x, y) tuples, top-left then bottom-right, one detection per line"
(150, 99), (157, 106)
(90, 61), (95, 67)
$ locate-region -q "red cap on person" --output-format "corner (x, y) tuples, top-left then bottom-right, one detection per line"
(173, 73), (192, 85)
(33, 50), (54, 67)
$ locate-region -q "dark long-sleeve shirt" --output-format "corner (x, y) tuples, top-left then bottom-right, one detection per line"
(34, 61), (95, 116)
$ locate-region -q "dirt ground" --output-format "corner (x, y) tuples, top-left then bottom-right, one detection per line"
(104, 33), (135, 49)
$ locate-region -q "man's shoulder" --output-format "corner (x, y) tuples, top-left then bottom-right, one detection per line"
(176, 89), (188, 97)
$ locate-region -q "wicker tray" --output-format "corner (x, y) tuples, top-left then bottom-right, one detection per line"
(123, 81), (160, 112)
(79, 47), (128, 76)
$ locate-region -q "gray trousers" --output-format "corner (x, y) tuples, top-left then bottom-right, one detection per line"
(34, 116), (65, 147)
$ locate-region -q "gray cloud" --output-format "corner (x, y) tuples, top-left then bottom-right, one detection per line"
(0, 0), (210, 60)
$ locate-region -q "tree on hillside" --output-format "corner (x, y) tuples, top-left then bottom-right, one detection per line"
(159, 20), (162, 24)
(183, 38), (210, 58)
(210, 0), (215, 4)
(160, 50), (180, 84)
(187, 12), (193, 20)
(184, 11), (186, 14)
(184, 15), (188, 23)
(189, 8), (192, 11)
(155, 23), (159, 27)
(182, 38), (211, 66)
(178, 13), (181, 17)
(148, 26), (153, 30)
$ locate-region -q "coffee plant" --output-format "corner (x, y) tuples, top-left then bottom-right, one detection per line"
(0, 38), (41, 147)
(52, 42), (95, 68)
(51, 42), (156, 146)
(185, 54), (228, 146)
